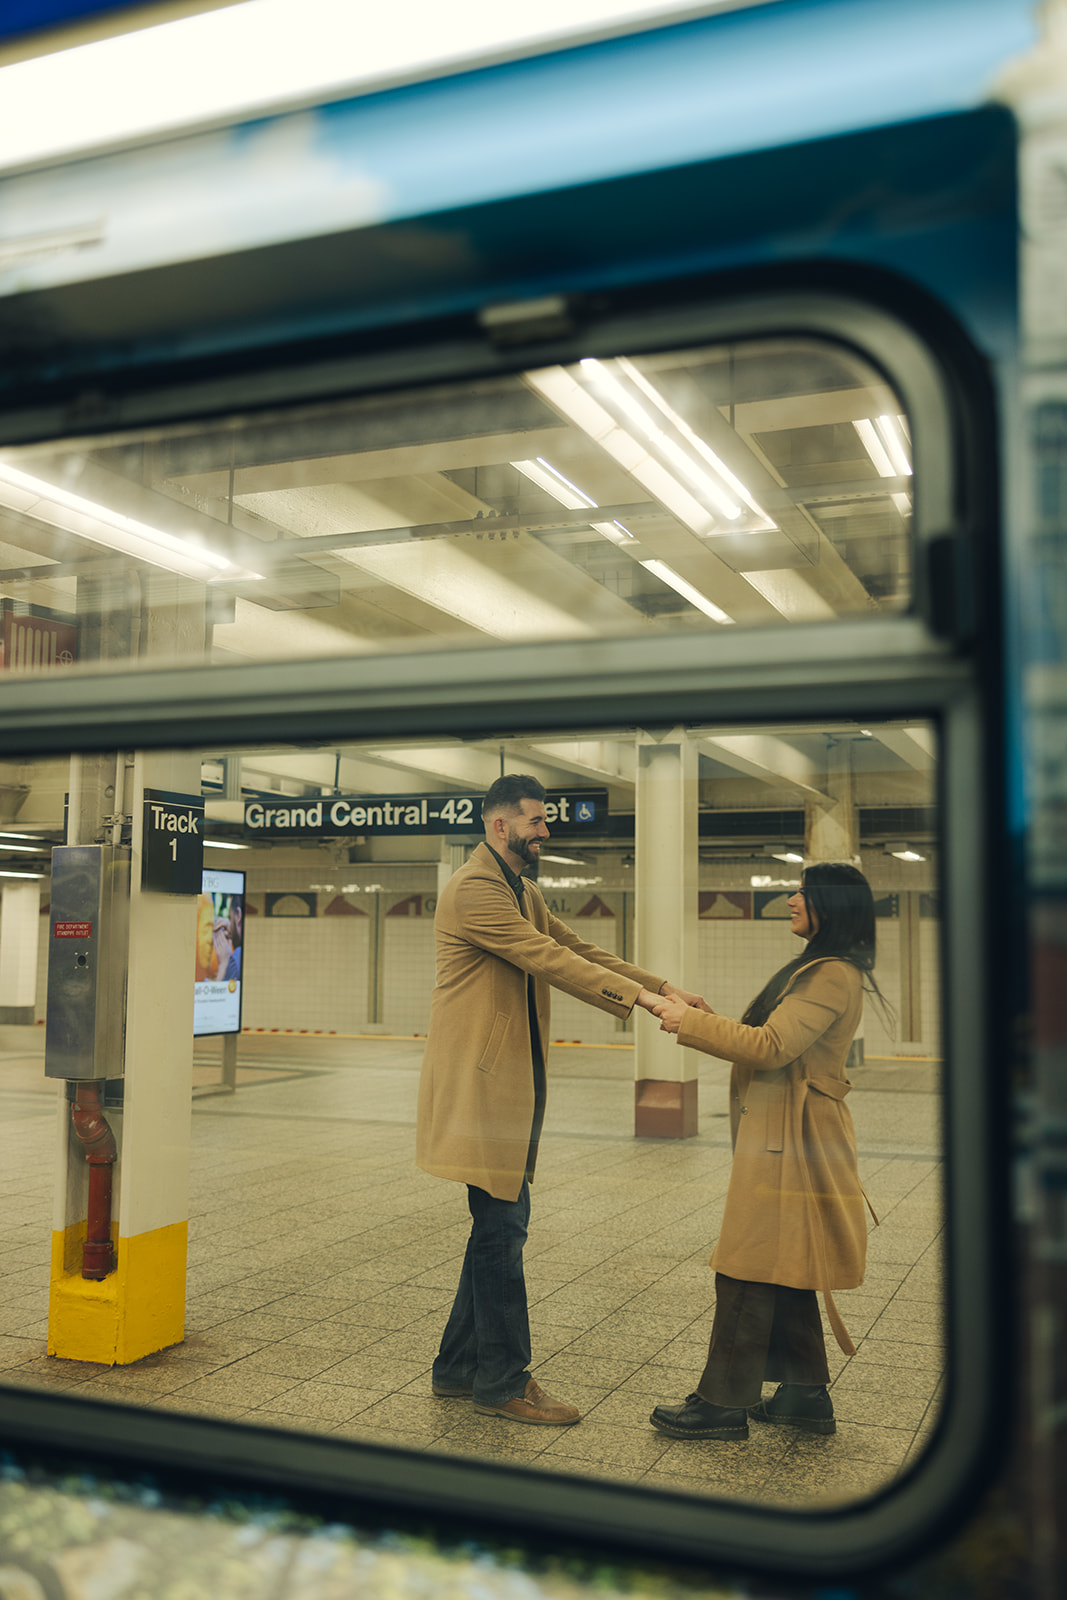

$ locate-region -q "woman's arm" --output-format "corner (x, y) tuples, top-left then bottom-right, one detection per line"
(655, 962), (858, 1067)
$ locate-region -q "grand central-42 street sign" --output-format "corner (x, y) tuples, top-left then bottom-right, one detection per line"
(243, 789), (609, 839)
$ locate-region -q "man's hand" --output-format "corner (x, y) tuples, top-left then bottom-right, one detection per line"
(635, 987), (663, 1013)
(660, 981), (712, 1013)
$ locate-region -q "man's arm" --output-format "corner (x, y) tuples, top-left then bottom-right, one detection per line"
(447, 875), (660, 1017)
(546, 911), (710, 1012)
(660, 982), (712, 1012)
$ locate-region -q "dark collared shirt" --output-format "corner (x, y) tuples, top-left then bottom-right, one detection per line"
(487, 843), (528, 906)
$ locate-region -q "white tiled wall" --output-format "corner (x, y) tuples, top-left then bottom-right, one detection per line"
(549, 915), (623, 1044)
(919, 918), (943, 1057)
(697, 918), (797, 1021)
(241, 915), (369, 1034)
(29, 853), (942, 1058)
(866, 921), (901, 1057)
(383, 912), (435, 1036)
(35, 901), (48, 1021)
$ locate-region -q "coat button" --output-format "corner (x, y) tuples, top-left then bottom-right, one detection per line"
(740, 1106), (748, 1115)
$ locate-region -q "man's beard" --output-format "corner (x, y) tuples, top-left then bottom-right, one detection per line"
(507, 829), (540, 880)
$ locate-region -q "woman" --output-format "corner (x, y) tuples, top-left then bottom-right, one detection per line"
(649, 861), (881, 1442)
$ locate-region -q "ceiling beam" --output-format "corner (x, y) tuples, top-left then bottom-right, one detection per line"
(870, 727), (936, 770)
(700, 734), (834, 807)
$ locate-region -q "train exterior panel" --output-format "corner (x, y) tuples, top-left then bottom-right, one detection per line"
(0, 1), (1064, 1596)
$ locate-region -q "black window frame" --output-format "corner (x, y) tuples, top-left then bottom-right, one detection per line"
(0, 269), (1008, 1581)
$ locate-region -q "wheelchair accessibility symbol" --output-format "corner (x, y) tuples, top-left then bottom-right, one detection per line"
(576, 800), (595, 823)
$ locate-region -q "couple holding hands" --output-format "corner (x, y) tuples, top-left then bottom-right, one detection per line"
(417, 776), (880, 1439)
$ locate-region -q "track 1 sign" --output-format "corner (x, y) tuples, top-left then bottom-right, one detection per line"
(142, 788), (204, 894)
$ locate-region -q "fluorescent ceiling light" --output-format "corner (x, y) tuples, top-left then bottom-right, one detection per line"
(770, 850), (804, 864)
(877, 414), (913, 477)
(512, 458), (597, 510)
(203, 839), (252, 850)
(0, 463), (261, 582)
(853, 419), (896, 478)
(580, 358), (743, 521)
(0, 0), (695, 174)
(0, 841), (49, 853)
(0, 870), (43, 878)
(639, 558), (733, 625)
(891, 492), (912, 516)
(524, 366), (722, 539)
(0, 830), (44, 840)
(511, 457), (634, 548)
(613, 356), (774, 527)
(590, 519), (636, 546)
(538, 875), (603, 889)
(889, 846), (925, 862)
(539, 852), (589, 865)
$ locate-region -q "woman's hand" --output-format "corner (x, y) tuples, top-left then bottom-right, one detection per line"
(653, 992), (690, 1034)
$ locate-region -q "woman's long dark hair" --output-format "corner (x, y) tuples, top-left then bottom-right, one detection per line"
(741, 861), (887, 1027)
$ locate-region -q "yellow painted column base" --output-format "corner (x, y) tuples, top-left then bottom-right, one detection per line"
(48, 1219), (188, 1366)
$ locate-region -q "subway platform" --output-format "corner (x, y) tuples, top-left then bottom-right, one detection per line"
(0, 1030), (943, 1510)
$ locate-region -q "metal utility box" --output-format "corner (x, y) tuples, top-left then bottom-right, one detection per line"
(45, 845), (130, 1080)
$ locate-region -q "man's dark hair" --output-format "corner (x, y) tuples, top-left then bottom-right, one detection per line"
(482, 774), (546, 818)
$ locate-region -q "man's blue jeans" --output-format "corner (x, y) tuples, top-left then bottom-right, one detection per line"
(433, 1180), (532, 1406)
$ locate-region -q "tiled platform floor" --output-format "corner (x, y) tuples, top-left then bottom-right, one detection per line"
(0, 1030), (944, 1511)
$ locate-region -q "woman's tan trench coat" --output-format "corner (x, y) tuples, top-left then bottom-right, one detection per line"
(417, 843), (664, 1202)
(676, 956), (870, 1352)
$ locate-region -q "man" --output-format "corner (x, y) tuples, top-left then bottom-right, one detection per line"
(416, 774), (706, 1426)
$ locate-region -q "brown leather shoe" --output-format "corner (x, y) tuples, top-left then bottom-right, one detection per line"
(473, 1378), (580, 1425)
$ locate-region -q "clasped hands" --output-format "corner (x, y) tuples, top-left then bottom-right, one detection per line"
(635, 981), (713, 1035)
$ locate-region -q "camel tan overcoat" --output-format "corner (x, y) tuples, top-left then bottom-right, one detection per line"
(676, 957), (869, 1348)
(417, 842), (665, 1202)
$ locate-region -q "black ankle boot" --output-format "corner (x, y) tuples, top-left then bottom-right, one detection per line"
(650, 1393), (749, 1440)
(748, 1383), (835, 1435)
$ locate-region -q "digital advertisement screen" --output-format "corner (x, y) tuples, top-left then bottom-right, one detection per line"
(193, 868), (245, 1037)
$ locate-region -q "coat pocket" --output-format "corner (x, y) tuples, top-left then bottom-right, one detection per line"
(476, 1012), (509, 1075)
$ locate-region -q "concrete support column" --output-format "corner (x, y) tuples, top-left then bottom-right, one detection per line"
(367, 894), (385, 1025)
(437, 840), (468, 897)
(633, 729), (699, 1137)
(804, 736), (860, 863)
(899, 889), (923, 1046)
(49, 574), (204, 1365)
(0, 881), (41, 1024)
(804, 736), (864, 1069)
(220, 756), (242, 802)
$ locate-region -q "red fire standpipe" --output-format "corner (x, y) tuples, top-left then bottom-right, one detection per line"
(70, 1081), (117, 1280)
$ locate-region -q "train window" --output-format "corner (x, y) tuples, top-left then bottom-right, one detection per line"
(0, 283), (995, 1578)
(2, 715), (945, 1517)
(0, 335), (916, 677)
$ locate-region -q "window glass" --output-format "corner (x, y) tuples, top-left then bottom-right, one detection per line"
(1, 715), (942, 1510)
(0, 339), (912, 677)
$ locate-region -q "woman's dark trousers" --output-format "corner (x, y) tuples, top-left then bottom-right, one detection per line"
(696, 1272), (830, 1408)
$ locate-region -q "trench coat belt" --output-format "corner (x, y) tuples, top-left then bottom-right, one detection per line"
(798, 1071), (879, 1356)
(806, 1074), (851, 1101)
